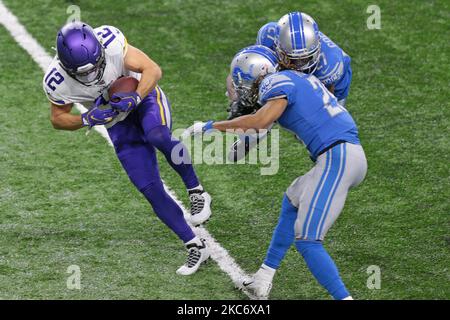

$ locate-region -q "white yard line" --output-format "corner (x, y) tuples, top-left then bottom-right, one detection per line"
(0, 1), (254, 298)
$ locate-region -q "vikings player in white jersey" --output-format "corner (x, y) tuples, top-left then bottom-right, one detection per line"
(227, 12), (352, 161)
(43, 22), (211, 275)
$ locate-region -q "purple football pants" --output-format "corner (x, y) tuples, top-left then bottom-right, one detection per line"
(107, 87), (198, 243)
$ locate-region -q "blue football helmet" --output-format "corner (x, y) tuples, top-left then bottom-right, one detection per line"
(275, 12), (321, 73)
(230, 45), (279, 106)
(256, 22), (279, 51)
(56, 21), (105, 85)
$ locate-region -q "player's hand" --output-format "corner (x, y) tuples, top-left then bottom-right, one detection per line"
(109, 91), (141, 113)
(81, 105), (118, 128)
(93, 94), (109, 108)
(181, 121), (214, 139)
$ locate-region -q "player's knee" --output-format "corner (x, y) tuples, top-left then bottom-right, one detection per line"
(295, 239), (322, 255)
(139, 179), (165, 195)
(281, 194), (298, 217)
(145, 125), (172, 148)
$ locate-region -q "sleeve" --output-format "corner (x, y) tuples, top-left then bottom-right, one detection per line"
(42, 68), (68, 106)
(258, 72), (296, 106)
(316, 59), (345, 86)
(43, 89), (67, 106)
(96, 25), (128, 57)
(315, 35), (347, 86)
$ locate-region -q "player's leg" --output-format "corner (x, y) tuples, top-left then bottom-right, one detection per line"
(107, 116), (210, 275)
(295, 143), (367, 299)
(137, 87), (212, 226)
(243, 166), (319, 298)
(228, 124), (273, 162)
(242, 193), (297, 298)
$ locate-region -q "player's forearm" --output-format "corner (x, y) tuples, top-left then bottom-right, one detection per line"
(213, 114), (269, 132)
(136, 65), (162, 98)
(50, 113), (84, 130)
(124, 45), (162, 99)
(212, 99), (286, 132)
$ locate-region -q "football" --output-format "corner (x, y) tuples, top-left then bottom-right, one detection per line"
(108, 76), (139, 101)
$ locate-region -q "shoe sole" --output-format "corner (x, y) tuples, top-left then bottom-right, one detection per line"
(193, 218), (209, 227)
(177, 255), (210, 276)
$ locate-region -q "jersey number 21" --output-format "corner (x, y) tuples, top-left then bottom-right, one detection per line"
(307, 76), (346, 117)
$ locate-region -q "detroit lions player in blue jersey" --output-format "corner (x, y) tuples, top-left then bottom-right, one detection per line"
(225, 22), (279, 162)
(183, 44), (367, 299)
(228, 12), (352, 162)
(276, 12), (352, 106)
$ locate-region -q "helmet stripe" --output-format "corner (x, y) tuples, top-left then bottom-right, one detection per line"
(292, 12), (302, 50)
(289, 13), (296, 50)
(298, 12), (306, 48)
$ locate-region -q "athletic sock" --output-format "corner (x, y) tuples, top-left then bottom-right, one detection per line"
(263, 194), (298, 269)
(141, 180), (195, 243)
(295, 240), (350, 300)
(256, 264), (276, 282)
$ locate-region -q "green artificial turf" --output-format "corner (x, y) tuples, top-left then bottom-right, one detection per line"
(0, 0), (448, 299)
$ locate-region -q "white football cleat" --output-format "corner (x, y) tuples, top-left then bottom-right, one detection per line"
(188, 190), (212, 226)
(176, 238), (210, 276)
(242, 274), (273, 299)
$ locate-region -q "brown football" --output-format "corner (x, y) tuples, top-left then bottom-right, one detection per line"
(108, 76), (139, 102)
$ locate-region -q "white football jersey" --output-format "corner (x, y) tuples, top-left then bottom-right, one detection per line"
(42, 25), (140, 127)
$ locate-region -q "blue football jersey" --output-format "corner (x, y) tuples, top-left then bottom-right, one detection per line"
(258, 70), (360, 159)
(314, 32), (352, 101)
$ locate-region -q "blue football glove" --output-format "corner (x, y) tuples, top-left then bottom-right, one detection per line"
(109, 91), (142, 113)
(81, 105), (118, 128)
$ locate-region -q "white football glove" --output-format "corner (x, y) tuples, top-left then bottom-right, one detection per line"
(181, 121), (214, 140)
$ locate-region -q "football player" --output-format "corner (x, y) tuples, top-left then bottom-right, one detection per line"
(43, 22), (211, 275)
(183, 43), (367, 298)
(227, 12), (352, 161)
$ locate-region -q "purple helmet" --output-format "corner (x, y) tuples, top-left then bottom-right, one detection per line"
(56, 21), (105, 85)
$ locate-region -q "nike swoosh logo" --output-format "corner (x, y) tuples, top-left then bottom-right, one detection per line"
(90, 115), (112, 122)
(242, 281), (253, 287)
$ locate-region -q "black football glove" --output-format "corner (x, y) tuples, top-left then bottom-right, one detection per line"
(227, 100), (259, 120)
